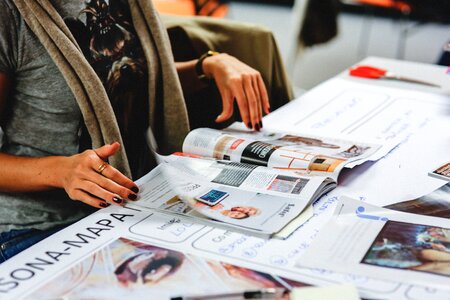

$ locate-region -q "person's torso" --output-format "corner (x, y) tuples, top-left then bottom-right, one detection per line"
(0, 0), (151, 232)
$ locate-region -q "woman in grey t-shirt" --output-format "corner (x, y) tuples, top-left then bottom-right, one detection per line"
(0, 0), (271, 263)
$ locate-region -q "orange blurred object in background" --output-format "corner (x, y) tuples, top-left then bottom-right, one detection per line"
(353, 0), (411, 13)
(153, 0), (228, 17)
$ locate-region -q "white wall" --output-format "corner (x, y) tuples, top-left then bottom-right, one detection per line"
(227, 2), (450, 90)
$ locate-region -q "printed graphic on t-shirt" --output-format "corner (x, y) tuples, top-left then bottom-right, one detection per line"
(64, 0), (149, 176)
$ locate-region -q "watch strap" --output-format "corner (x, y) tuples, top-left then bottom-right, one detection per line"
(195, 50), (219, 81)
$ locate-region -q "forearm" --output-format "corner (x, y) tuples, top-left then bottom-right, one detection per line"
(0, 152), (66, 193)
(175, 60), (208, 95)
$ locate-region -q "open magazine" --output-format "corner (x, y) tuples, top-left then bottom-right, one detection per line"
(134, 127), (381, 238)
(182, 128), (381, 180)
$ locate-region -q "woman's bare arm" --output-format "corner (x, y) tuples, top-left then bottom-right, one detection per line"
(0, 72), (139, 208)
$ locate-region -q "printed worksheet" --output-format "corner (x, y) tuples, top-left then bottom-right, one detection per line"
(1, 200), (448, 300)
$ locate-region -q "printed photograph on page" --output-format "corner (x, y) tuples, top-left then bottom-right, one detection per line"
(29, 238), (307, 299)
(181, 128), (380, 180)
(361, 221), (450, 277)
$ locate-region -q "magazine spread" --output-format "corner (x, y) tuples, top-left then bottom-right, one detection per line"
(134, 127), (381, 237)
(182, 128), (381, 181)
(297, 197), (450, 289)
(133, 158), (334, 237)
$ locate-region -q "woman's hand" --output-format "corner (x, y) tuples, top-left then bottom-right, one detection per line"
(202, 53), (270, 130)
(60, 142), (139, 208)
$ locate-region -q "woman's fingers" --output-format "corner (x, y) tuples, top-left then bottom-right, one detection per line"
(252, 77), (263, 129)
(231, 83), (252, 129)
(92, 143), (139, 193)
(79, 179), (126, 206)
(215, 89), (234, 123)
(242, 75), (260, 130)
(89, 171), (138, 202)
(71, 189), (110, 209)
(257, 76), (270, 115)
(94, 142), (120, 160)
(95, 162), (139, 195)
(62, 144), (139, 208)
(208, 54), (269, 130)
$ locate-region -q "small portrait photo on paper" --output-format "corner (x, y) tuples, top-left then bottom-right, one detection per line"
(361, 221), (450, 277)
(220, 206), (261, 220)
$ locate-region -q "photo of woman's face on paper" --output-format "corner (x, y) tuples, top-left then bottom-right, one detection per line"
(30, 238), (308, 299)
(220, 206), (261, 220)
(115, 248), (184, 286)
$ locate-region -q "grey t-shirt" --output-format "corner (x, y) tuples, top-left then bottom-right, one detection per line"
(0, 0), (99, 232)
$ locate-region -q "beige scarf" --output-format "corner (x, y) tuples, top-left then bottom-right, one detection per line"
(13, 0), (190, 178)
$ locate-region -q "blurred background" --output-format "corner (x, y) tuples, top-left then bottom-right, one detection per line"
(154, 0), (450, 93)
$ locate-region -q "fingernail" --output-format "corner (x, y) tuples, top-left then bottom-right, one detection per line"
(259, 121), (263, 129)
(128, 193), (137, 201)
(268, 108), (271, 113)
(131, 186), (139, 193)
(113, 197), (122, 204)
(247, 122), (253, 129)
(100, 202), (109, 208)
(255, 123), (260, 131)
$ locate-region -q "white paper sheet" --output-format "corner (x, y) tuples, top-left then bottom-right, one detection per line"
(2, 195), (449, 300)
(290, 284), (361, 300)
(298, 197), (450, 290)
(265, 78), (450, 205)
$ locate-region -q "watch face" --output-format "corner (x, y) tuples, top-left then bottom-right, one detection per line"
(195, 189), (229, 206)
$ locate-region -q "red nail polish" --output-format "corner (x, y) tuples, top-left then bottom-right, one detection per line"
(113, 197), (122, 204)
(131, 186), (139, 193)
(128, 194), (137, 201)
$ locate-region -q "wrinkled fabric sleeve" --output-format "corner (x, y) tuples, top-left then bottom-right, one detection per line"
(0, 1), (19, 75)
